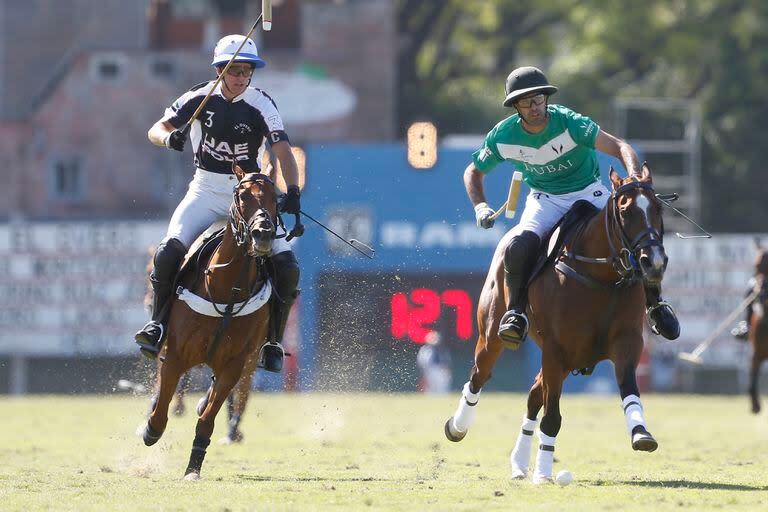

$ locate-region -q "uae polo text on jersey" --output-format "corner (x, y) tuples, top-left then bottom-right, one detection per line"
(163, 81), (289, 174)
(472, 104), (600, 195)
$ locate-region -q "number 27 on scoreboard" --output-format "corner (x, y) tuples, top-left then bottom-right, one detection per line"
(390, 288), (473, 344)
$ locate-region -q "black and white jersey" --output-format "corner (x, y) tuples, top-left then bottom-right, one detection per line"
(162, 81), (289, 174)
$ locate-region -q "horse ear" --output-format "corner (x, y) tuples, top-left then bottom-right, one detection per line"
(609, 166), (621, 190)
(641, 162), (652, 182)
(232, 162), (246, 181)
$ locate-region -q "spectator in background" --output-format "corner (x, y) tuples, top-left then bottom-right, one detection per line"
(417, 331), (452, 393)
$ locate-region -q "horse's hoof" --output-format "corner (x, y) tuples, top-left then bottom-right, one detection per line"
(183, 472), (201, 481)
(142, 422), (163, 447)
(444, 418), (467, 442)
(631, 428), (658, 452)
(511, 469), (527, 480)
(196, 395), (209, 417)
(751, 401), (761, 414)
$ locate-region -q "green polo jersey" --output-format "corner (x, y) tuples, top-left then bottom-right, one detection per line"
(472, 104), (601, 195)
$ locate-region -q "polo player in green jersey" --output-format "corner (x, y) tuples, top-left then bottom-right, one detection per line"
(464, 66), (680, 346)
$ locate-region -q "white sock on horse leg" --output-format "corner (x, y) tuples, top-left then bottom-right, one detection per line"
(510, 416), (538, 475)
(621, 394), (646, 432)
(533, 431), (556, 481)
(452, 381), (481, 432)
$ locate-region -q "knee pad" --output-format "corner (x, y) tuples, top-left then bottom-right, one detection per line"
(271, 250), (300, 304)
(503, 231), (541, 273)
(152, 237), (187, 283)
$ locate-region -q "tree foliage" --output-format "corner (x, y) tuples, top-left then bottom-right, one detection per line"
(397, 0), (768, 231)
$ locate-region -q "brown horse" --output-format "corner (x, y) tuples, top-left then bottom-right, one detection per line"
(748, 246), (768, 414)
(141, 163), (278, 479)
(446, 164), (668, 483)
(145, 238), (257, 440)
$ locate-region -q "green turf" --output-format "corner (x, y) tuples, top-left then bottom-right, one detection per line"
(0, 393), (766, 511)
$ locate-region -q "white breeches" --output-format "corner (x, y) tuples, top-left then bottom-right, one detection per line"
(511, 180), (610, 238)
(165, 168), (290, 254)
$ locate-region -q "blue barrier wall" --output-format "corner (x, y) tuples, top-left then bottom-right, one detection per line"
(285, 143), (628, 393)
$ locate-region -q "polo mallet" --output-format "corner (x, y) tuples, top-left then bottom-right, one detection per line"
(655, 193), (712, 239)
(490, 171), (523, 220)
(678, 288), (760, 364)
(180, 0), (273, 136)
(299, 210), (375, 259)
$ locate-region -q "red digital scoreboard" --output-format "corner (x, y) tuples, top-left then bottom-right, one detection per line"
(390, 288), (473, 343)
(316, 271), (482, 346)
(314, 271), (526, 392)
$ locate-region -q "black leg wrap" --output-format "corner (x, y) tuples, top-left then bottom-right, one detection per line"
(185, 436), (211, 475)
(228, 414), (243, 442)
(142, 422), (163, 447)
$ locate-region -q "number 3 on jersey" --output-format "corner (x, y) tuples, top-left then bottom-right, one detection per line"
(204, 111), (215, 128)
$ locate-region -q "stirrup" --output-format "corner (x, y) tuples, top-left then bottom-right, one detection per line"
(259, 341), (284, 373)
(135, 322), (164, 359)
(498, 310), (529, 349)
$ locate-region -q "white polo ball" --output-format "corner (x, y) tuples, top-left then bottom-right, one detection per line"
(555, 470), (573, 486)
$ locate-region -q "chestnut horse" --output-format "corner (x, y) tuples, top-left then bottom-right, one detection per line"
(146, 250), (255, 441)
(141, 164), (278, 479)
(748, 246), (768, 414)
(446, 164), (668, 483)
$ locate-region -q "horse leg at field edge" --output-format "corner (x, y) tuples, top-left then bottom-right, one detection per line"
(445, 232), (509, 442)
(220, 351), (260, 444)
(444, 172), (525, 440)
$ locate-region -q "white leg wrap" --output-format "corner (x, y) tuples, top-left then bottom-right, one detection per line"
(510, 416), (537, 476)
(452, 382), (481, 432)
(622, 394), (646, 433)
(533, 431), (556, 483)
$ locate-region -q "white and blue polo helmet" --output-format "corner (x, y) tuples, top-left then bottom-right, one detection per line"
(211, 34), (266, 68)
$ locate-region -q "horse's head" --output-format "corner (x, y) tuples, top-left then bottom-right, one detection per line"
(609, 163), (666, 286)
(231, 163), (278, 257)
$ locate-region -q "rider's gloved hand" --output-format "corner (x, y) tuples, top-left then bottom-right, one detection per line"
(280, 185), (301, 215)
(474, 202), (495, 229)
(165, 128), (187, 152)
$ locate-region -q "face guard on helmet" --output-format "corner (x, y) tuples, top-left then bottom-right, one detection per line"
(503, 66), (558, 107)
(211, 35), (266, 69)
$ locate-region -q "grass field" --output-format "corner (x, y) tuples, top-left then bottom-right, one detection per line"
(1, 392), (767, 511)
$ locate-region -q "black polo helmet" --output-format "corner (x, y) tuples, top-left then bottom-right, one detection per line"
(503, 66), (558, 107)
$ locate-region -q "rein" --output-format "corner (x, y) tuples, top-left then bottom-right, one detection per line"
(204, 172), (276, 364)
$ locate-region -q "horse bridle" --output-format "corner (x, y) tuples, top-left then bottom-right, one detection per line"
(229, 173), (277, 248)
(564, 179), (665, 287)
(606, 180), (665, 277)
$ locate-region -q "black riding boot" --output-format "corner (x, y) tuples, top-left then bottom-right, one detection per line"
(645, 284), (680, 341)
(135, 238), (186, 358)
(260, 250), (300, 373)
(498, 231), (540, 349)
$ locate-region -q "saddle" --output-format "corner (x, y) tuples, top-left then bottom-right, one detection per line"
(525, 200), (600, 377)
(527, 200), (600, 285)
(175, 221), (227, 292)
